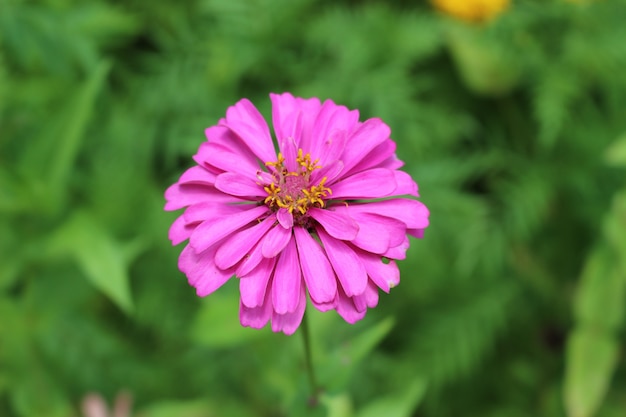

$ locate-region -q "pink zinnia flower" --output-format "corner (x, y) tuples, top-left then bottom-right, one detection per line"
(165, 93), (429, 335)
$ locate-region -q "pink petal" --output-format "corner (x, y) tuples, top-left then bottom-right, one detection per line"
(272, 238), (302, 314)
(355, 249), (400, 293)
(236, 239), (265, 277)
(308, 208), (359, 241)
(168, 214), (196, 245)
(379, 154), (404, 170)
(294, 227), (337, 304)
(164, 183), (242, 211)
(278, 136), (299, 172)
(202, 143), (261, 180)
(276, 207), (294, 229)
(329, 168), (396, 199)
(311, 296), (337, 312)
(214, 172), (266, 197)
(272, 285), (306, 335)
(215, 214), (276, 270)
(178, 244), (233, 297)
(349, 212), (407, 255)
(190, 205), (268, 253)
(344, 139), (396, 177)
(391, 170), (419, 197)
(308, 100), (358, 159)
(178, 166), (217, 185)
(311, 159), (344, 185)
(239, 257), (275, 308)
(225, 98), (277, 163)
(240, 291), (272, 330)
(317, 130), (347, 168)
(347, 199), (430, 230)
(183, 201), (249, 224)
(352, 281), (379, 312)
(335, 286), (367, 324)
(340, 118), (391, 174)
(271, 93), (301, 143)
(318, 228), (368, 297)
(205, 125), (260, 164)
(262, 225), (292, 258)
(383, 236), (410, 260)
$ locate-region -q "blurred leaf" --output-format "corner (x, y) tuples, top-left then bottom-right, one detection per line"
(48, 210), (133, 313)
(564, 328), (619, 417)
(605, 133), (626, 167)
(322, 317), (395, 390)
(603, 189), (626, 272)
(47, 61), (110, 202)
(191, 290), (265, 348)
(137, 399), (217, 417)
(321, 393), (354, 417)
(573, 245), (624, 331)
(356, 377), (427, 417)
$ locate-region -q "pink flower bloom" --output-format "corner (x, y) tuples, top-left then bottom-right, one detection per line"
(165, 93), (429, 335)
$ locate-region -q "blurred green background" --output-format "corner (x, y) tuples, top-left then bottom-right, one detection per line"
(2, 0), (626, 416)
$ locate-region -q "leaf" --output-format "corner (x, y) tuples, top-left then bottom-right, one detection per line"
(47, 61), (110, 198)
(48, 210), (133, 313)
(356, 377), (427, 417)
(321, 393), (354, 417)
(573, 245), (624, 331)
(564, 328), (619, 417)
(322, 317), (395, 390)
(136, 399), (224, 417)
(190, 289), (264, 348)
(605, 133), (626, 167)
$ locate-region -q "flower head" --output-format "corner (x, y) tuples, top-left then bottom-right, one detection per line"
(432, 0), (510, 23)
(165, 93), (429, 335)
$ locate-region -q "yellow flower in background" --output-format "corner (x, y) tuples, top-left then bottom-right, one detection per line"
(432, 0), (510, 23)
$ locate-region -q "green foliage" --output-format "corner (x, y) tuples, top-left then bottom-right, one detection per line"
(2, 0), (626, 416)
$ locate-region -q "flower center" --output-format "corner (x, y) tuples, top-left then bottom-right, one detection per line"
(263, 149), (331, 219)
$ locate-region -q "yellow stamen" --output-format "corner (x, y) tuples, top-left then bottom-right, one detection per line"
(263, 149), (332, 219)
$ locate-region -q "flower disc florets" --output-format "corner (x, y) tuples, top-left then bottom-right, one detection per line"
(165, 93), (430, 335)
(264, 150), (332, 226)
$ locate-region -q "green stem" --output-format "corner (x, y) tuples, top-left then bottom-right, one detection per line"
(301, 311), (320, 405)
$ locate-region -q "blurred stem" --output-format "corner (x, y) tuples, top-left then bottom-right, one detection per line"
(301, 311), (320, 405)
